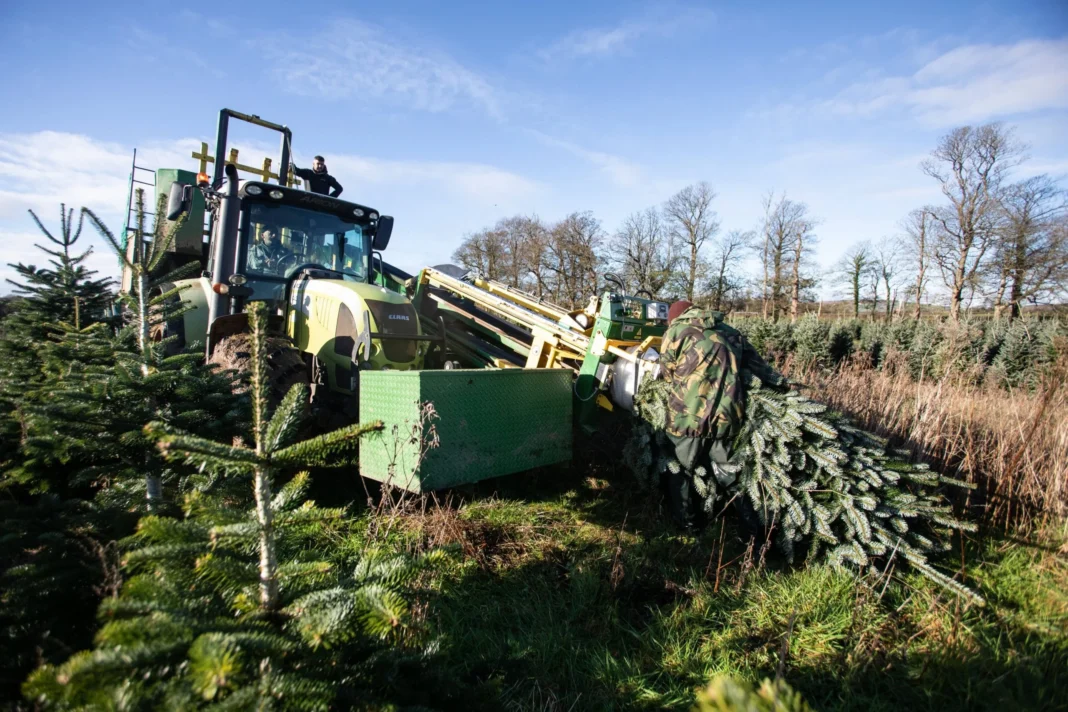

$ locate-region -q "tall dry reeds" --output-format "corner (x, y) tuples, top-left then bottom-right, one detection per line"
(790, 345), (1068, 533)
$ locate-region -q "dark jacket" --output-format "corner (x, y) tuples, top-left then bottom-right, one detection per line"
(248, 241), (292, 274)
(293, 166), (343, 197)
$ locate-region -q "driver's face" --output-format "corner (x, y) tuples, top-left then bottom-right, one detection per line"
(263, 230), (276, 245)
(312, 158), (326, 173)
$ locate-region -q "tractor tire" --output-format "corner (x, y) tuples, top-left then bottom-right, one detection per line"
(210, 334), (309, 405)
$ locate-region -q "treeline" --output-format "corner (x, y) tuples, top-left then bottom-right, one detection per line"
(732, 313), (1066, 390)
(453, 122), (1068, 320)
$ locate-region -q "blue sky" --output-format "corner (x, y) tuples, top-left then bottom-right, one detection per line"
(1, 0), (1066, 295)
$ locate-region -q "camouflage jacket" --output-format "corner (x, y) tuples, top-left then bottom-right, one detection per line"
(659, 308), (783, 443)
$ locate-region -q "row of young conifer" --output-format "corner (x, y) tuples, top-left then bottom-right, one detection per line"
(731, 314), (1066, 387)
(1, 200), (449, 709)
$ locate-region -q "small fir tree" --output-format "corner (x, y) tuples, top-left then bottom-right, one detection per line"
(0, 206), (118, 700)
(20, 196), (239, 510)
(4, 205), (115, 336)
(25, 304), (442, 710)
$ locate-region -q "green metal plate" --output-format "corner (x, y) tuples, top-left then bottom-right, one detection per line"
(359, 369), (572, 492)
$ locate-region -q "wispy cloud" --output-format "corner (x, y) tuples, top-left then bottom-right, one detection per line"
(538, 5), (715, 62)
(766, 37), (1068, 127)
(0, 131), (541, 291)
(0, 132), (204, 290)
(527, 130), (641, 187)
(327, 155), (539, 203)
(268, 19), (501, 118)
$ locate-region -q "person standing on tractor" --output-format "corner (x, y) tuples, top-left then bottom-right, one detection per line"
(291, 155), (343, 197)
(657, 300), (785, 530)
(248, 228), (293, 274)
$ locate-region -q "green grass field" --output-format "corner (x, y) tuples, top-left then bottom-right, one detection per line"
(348, 461), (1068, 711)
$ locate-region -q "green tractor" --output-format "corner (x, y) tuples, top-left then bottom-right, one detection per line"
(131, 108), (669, 493)
(146, 109), (438, 412)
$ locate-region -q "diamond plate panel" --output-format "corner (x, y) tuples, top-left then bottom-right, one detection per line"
(359, 369), (572, 492)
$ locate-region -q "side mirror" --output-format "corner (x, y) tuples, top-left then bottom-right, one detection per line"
(166, 182), (193, 220)
(373, 215), (393, 251)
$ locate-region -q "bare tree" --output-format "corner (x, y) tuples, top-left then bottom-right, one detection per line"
(872, 240), (902, 321)
(706, 229), (751, 311)
(756, 192), (787, 319)
(495, 216), (534, 289)
(833, 241), (873, 319)
(866, 259), (881, 319)
(787, 208), (819, 322)
(990, 175), (1068, 319)
(923, 123), (1025, 321)
(546, 211), (604, 307)
(452, 226), (507, 278)
(664, 182), (719, 301)
(608, 207), (680, 298)
(901, 208), (935, 319)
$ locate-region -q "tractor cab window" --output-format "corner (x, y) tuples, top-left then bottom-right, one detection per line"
(244, 202), (368, 281)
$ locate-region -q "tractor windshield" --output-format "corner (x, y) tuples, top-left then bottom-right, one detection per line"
(244, 202), (367, 281)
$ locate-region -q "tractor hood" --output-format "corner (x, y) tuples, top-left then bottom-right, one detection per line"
(289, 278), (423, 382)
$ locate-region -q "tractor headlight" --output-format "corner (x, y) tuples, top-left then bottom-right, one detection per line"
(352, 208), (364, 217)
(228, 273), (247, 286)
(269, 189), (284, 199)
(245, 184), (263, 196)
(369, 212), (378, 220)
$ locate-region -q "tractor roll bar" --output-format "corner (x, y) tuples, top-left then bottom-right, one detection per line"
(212, 109), (293, 188)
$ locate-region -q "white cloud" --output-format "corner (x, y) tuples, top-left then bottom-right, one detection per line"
(0, 131), (203, 292)
(538, 5), (715, 62)
(527, 130), (641, 187)
(268, 19), (501, 118)
(817, 38), (1068, 126)
(327, 154), (539, 203)
(0, 131), (541, 292)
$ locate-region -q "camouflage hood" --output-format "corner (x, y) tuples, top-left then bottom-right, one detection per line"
(658, 308), (746, 441)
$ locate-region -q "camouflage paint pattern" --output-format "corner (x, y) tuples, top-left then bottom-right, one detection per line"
(659, 308), (784, 441)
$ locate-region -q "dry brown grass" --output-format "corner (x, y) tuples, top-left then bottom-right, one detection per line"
(790, 347), (1068, 532)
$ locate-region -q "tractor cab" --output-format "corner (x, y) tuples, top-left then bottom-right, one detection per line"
(212, 179), (393, 305)
(142, 109), (424, 387)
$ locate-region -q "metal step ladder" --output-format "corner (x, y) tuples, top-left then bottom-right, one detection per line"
(119, 148), (156, 260)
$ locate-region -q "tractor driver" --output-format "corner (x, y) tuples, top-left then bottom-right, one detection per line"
(248, 228), (294, 275)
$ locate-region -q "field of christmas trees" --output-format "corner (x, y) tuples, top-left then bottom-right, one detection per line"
(1, 206), (1066, 711)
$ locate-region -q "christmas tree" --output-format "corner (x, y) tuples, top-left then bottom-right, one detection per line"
(19, 194), (241, 511)
(25, 304), (442, 709)
(0, 207), (119, 700)
(626, 371), (980, 604)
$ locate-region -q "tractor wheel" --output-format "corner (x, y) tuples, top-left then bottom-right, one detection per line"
(210, 333), (309, 405)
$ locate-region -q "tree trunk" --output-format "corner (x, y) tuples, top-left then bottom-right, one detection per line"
(1008, 235), (1027, 321)
(913, 267), (924, 320)
(852, 271), (860, 319)
(687, 242), (698, 301)
(254, 466), (280, 610)
(761, 235), (770, 319)
(771, 251), (783, 321)
(992, 268), (1009, 320)
(949, 258), (967, 322)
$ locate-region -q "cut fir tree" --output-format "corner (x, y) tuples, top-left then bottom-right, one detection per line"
(625, 372), (981, 604)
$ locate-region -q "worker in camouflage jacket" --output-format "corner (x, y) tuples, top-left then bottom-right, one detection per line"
(657, 300), (785, 529)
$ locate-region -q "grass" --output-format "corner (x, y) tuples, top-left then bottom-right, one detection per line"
(348, 458), (1068, 712)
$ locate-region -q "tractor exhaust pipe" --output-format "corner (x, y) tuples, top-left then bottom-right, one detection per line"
(207, 162), (241, 331)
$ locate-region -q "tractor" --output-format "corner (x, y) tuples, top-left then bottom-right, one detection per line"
(144, 109), (439, 414)
(127, 108), (673, 492)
